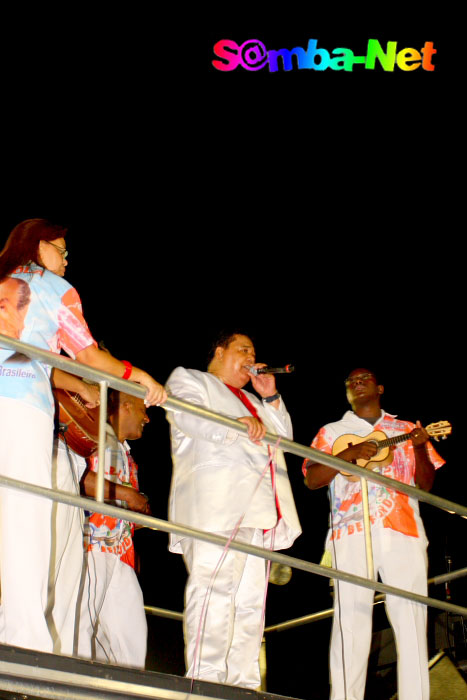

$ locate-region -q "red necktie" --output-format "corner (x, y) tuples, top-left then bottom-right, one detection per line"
(225, 384), (281, 518)
(225, 383), (261, 420)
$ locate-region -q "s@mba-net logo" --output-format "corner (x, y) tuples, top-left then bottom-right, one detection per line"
(212, 38), (437, 73)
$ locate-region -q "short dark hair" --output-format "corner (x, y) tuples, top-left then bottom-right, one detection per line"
(107, 389), (120, 418)
(206, 329), (255, 365)
(107, 389), (143, 418)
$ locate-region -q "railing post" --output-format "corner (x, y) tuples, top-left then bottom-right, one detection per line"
(361, 477), (375, 580)
(96, 380), (108, 503)
(259, 637), (267, 691)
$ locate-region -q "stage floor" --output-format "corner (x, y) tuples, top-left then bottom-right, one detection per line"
(0, 644), (302, 700)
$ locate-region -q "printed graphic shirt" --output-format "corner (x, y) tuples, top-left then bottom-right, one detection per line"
(83, 426), (139, 568)
(305, 411), (445, 540)
(0, 264), (96, 415)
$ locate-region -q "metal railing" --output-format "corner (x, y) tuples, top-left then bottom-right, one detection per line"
(143, 566), (467, 632)
(264, 567), (467, 633)
(0, 473), (465, 621)
(1, 333), (466, 623)
(2, 334), (466, 518)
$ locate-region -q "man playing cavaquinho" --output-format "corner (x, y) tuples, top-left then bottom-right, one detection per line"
(303, 368), (445, 700)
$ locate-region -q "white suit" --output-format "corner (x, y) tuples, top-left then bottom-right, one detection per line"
(166, 367), (301, 688)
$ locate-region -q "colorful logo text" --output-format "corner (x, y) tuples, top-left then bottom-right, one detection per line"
(212, 38), (437, 73)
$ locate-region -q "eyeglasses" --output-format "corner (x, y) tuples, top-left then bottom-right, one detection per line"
(46, 241), (68, 258)
(344, 373), (375, 387)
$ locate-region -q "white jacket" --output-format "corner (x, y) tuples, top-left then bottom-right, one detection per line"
(166, 367), (301, 553)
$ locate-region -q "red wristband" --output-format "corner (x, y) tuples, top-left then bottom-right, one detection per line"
(122, 360), (133, 380)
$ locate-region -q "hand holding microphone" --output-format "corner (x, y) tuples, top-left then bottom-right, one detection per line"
(245, 364), (295, 376)
(245, 363), (294, 404)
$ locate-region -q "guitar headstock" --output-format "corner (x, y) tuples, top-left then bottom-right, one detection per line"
(426, 421), (452, 442)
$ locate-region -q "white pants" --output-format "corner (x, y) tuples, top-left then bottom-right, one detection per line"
(50, 438), (86, 655)
(0, 398), (55, 651)
(181, 528), (267, 689)
(75, 551), (147, 668)
(329, 528), (429, 700)
(0, 398), (86, 654)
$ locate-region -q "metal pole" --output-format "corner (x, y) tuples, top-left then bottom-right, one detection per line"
(360, 477), (375, 580)
(144, 606), (183, 622)
(264, 566), (467, 633)
(259, 638), (267, 691)
(96, 380), (108, 503)
(430, 567), (467, 586)
(265, 607), (335, 633)
(144, 566), (467, 629)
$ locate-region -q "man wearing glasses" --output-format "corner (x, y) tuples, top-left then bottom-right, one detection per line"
(303, 369), (445, 700)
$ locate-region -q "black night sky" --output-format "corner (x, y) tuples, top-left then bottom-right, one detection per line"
(1, 6), (463, 699)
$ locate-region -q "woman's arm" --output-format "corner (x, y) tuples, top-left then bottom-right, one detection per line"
(75, 344), (167, 407)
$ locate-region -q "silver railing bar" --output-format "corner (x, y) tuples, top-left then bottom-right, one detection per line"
(0, 473), (466, 619)
(430, 567), (467, 586)
(0, 334), (151, 395)
(0, 659), (211, 699)
(144, 606), (184, 622)
(265, 608), (335, 632)
(96, 380), (108, 503)
(1, 334), (465, 519)
(264, 566), (467, 633)
(145, 565), (467, 631)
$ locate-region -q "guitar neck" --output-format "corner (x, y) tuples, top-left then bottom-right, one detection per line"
(377, 432), (411, 450)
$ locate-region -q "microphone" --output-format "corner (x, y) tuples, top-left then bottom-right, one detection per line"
(246, 364), (295, 376)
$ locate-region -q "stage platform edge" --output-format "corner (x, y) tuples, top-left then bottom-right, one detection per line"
(0, 644), (303, 700)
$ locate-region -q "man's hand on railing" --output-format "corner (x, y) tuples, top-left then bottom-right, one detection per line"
(237, 416), (267, 444)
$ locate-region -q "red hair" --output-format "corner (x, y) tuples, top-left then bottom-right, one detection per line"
(0, 219), (68, 281)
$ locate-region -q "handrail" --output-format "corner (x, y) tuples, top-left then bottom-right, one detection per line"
(145, 606), (183, 622)
(0, 473), (466, 620)
(144, 566), (467, 630)
(1, 334), (465, 519)
(264, 567), (467, 633)
(430, 567), (467, 586)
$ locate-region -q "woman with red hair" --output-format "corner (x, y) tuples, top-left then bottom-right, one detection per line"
(0, 218), (166, 654)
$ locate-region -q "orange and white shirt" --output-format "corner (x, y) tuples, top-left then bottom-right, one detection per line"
(84, 428), (139, 568)
(305, 411), (445, 540)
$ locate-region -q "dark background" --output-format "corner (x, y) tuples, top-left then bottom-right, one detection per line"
(1, 6), (463, 699)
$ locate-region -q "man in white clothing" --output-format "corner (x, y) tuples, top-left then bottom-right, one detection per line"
(303, 368), (445, 700)
(76, 390), (151, 668)
(166, 331), (301, 689)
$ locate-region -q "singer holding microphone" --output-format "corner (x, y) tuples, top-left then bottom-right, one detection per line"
(165, 331), (301, 690)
